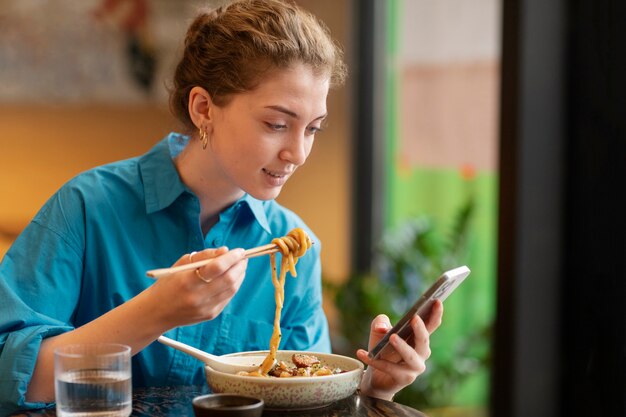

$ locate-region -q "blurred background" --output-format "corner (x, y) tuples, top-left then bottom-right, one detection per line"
(1, 1), (624, 417)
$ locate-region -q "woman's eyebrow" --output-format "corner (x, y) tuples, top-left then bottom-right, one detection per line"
(265, 105), (327, 121)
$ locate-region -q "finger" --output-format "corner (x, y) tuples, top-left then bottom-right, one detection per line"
(370, 316), (431, 364)
(359, 341), (424, 386)
(393, 335), (427, 378)
(424, 300), (444, 333)
(196, 260), (248, 320)
(200, 257), (248, 296)
(408, 315), (433, 357)
(172, 247), (230, 267)
(367, 314), (392, 350)
(387, 333), (427, 370)
(192, 246), (230, 261)
(364, 328), (428, 372)
(196, 248), (246, 278)
(356, 349), (372, 365)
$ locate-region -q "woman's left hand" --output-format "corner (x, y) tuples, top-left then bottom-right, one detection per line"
(356, 300), (444, 401)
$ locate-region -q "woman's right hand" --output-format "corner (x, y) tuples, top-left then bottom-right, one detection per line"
(147, 247), (248, 328)
(26, 248), (248, 402)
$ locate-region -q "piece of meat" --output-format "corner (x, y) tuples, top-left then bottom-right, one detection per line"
(292, 353), (320, 368)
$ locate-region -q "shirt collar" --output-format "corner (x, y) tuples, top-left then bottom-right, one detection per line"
(139, 133), (272, 234)
(239, 194), (272, 234)
(139, 133), (190, 214)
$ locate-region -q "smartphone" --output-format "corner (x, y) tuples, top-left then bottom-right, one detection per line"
(368, 265), (471, 360)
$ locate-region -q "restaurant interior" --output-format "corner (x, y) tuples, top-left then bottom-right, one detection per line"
(1, 0), (624, 417)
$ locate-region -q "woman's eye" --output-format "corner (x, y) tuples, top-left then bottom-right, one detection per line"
(266, 122), (287, 131)
(307, 126), (323, 135)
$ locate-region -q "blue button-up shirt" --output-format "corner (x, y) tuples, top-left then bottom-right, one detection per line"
(0, 133), (330, 414)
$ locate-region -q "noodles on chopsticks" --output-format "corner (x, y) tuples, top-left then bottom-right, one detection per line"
(244, 227), (312, 376)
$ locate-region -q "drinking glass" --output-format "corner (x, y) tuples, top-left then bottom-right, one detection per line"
(54, 343), (132, 417)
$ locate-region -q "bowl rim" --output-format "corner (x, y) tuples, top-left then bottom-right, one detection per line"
(205, 350), (364, 381)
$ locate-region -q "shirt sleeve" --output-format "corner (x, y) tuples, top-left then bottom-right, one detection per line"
(0, 324), (72, 414)
(0, 195), (84, 413)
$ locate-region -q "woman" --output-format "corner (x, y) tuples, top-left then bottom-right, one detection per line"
(0, 0), (443, 413)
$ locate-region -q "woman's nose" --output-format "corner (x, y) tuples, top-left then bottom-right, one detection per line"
(280, 133), (310, 166)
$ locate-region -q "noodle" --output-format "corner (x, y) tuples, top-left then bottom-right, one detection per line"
(253, 227), (312, 376)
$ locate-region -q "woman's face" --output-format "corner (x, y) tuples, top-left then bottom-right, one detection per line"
(207, 63), (330, 201)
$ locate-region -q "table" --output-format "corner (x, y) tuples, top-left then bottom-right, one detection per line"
(11, 385), (428, 417)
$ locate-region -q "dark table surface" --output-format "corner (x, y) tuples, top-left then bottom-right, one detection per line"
(11, 385), (428, 417)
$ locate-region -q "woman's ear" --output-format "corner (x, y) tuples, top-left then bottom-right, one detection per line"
(188, 86), (214, 131)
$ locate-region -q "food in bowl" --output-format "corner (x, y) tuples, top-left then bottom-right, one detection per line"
(238, 353), (344, 378)
(205, 350), (364, 410)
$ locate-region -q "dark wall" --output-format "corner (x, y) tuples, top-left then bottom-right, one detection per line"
(494, 0), (565, 415)
(563, 0), (626, 415)
(494, 0), (626, 416)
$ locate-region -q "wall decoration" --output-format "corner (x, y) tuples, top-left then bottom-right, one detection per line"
(0, 0), (223, 103)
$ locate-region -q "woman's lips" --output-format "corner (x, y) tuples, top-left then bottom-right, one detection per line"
(262, 168), (291, 186)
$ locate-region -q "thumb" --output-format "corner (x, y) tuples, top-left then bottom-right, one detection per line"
(194, 246), (230, 260)
(172, 247), (230, 267)
(368, 314), (392, 350)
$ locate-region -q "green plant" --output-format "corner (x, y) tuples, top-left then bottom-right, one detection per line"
(326, 197), (491, 409)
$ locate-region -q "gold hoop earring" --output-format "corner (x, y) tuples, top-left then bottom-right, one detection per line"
(199, 128), (208, 150)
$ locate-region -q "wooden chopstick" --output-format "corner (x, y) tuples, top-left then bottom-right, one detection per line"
(146, 243), (279, 279)
(242, 243), (279, 258)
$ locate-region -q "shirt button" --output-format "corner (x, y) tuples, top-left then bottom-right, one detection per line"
(213, 239), (221, 247)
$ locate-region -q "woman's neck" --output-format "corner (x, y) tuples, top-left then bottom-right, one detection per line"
(174, 138), (245, 235)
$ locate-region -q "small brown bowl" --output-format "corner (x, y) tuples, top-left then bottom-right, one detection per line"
(192, 394), (264, 417)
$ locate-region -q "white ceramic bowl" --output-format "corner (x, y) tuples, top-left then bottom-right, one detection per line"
(204, 350), (364, 410)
